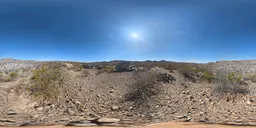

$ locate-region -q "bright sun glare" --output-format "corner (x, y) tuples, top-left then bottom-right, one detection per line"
(131, 33), (138, 38)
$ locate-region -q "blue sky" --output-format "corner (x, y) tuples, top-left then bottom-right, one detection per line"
(0, 0), (256, 62)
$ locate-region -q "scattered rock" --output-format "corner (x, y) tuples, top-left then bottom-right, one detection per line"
(109, 90), (114, 93)
(96, 117), (120, 123)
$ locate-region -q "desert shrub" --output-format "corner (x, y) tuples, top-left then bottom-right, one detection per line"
(125, 70), (162, 109)
(82, 63), (94, 69)
(0, 72), (4, 82)
(0, 72), (18, 82)
(115, 61), (135, 72)
(202, 71), (215, 83)
(9, 72), (18, 79)
(213, 70), (249, 96)
(29, 64), (61, 102)
(96, 65), (116, 75)
(247, 74), (256, 83)
(179, 66), (200, 82)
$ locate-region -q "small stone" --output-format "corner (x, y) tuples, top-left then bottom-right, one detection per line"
(67, 109), (75, 115)
(44, 106), (51, 110)
(109, 90), (114, 93)
(111, 106), (119, 111)
(127, 114), (133, 117)
(247, 100), (251, 105)
(175, 116), (187, 119)
(35, 106), (43, 111)
(96, 118), (120, 123)
(7, 110), (17, 115)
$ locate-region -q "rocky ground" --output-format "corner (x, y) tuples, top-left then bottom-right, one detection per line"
(1, 58), (256, 127)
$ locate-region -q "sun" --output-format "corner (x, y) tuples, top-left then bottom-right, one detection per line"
(131, 33), (138, 38)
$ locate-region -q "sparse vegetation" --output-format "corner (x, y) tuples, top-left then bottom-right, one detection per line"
(213, 70), (249, 96)
(0, 72), (18, 82)
(29, 64), (61, 102)
(125, 70), (162, 109)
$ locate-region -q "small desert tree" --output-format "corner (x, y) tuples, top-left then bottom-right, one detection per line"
(30, 64), (61, 102)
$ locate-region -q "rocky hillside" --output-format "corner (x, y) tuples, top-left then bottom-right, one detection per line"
(0, 59), (256, 127)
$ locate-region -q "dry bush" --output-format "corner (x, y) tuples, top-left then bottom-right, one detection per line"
(125, 70), (162, 109)
(115, 61), (135, 72)
(179, 65), (200, 82)
(202, 71), (215, 83)
(96, 66), (116, 75)
(9, 72), (18, 79)
(212, 70), (249, 96)
(0, 72), (18, 82)
(179, 65), (214, 83)
(247, 74), (256, 83)
(29, 64), (61, 102)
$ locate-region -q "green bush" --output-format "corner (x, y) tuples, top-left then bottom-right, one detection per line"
(29, 64), (61, 101)
(0, 72), (18, 82)
(213, 71), (248, 96)
(9, 72), (18, 79)
(202, 71), (215, 83)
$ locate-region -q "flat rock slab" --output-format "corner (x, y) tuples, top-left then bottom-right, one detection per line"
(96, 118), (120, 123)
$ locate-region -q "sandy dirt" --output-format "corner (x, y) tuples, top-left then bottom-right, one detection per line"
(5, 122), (256, 128)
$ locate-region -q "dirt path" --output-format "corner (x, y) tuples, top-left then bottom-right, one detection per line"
(6, 122), (256, 128)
